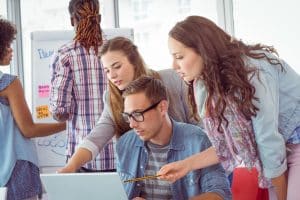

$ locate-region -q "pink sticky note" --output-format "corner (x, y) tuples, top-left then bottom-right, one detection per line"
(38, 84), (50, 98)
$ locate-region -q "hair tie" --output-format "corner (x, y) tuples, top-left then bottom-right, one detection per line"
(86, 14), (98, 18)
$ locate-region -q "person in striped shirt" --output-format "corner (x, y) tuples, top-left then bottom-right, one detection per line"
(117, 76), (231, 200)
(49, 0), (113, 171)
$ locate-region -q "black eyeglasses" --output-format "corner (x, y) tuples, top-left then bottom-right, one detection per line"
(122, 101), (161, 123)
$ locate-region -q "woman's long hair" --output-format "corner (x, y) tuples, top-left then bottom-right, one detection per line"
(99, 37), (159, 137)
(68, 0), (102, 55)
(170, 16), (283, 131)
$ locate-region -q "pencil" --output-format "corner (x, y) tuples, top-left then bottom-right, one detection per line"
(123, 175), (161, 183)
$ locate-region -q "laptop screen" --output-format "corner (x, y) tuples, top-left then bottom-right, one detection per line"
(40, 172), (128, 200)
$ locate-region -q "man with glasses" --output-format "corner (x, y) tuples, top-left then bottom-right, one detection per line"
(117, 76), (231, 200)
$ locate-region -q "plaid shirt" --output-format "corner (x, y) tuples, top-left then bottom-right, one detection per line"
(50, 41), (115, 170)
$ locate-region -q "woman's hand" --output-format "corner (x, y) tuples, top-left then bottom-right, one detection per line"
(57, 164), (77, 173)
(157, 159), (191, 182)
(157, 147), (220, 182)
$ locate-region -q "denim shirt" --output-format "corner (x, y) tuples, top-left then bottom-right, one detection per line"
(116, 120), (231, 200)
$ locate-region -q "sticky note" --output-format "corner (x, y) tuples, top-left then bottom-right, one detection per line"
(36, 105), (50, 119)
(38, 84), (50, 98)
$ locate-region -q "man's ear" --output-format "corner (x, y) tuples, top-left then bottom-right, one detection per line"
(160, 100), (169, 114)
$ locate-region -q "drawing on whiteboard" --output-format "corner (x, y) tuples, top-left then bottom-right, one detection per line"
(37, 134), (66, 156)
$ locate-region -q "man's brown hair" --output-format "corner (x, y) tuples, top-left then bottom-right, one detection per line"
(122, 76), (168, 104)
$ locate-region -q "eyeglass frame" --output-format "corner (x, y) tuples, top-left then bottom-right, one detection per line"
(122, 100), (162, 123)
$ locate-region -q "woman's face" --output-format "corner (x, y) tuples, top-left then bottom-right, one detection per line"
(168, 36), (204, 82)
(101, 50), (135, 90)
(0, 47), (13, 66)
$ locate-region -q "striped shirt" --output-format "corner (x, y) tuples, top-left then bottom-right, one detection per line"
(140, 142), (172, 200)
(50, 41), (115, 170)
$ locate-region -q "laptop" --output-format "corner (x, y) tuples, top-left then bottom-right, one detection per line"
(40, 172), (128, 200)
(0, 187), (7, 200)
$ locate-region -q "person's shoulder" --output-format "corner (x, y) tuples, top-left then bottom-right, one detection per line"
(56, 40), (76, 54)
(158, 69), (178, 79)
(173, 121), (207, 139)
(116, 129), (139, 150)
(245, 50), (280, 68)
(172, 121), (211, 150)
(0, 73), (17, 91)
(158, 69), (182, 86)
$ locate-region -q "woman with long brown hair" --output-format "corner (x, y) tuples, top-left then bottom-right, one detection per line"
(58, 36), (197, 174)
(158, 15), (300, 200)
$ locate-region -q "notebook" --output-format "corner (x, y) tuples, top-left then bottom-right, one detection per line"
(40, 172), (128, 200)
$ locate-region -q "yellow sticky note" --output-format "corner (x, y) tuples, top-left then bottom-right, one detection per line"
(36, 105), (50, 119)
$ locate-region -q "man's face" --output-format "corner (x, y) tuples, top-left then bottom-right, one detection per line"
(123, 92), (164, 143)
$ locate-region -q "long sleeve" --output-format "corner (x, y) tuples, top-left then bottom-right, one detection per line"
(250, 69), (287, 178)
(49, 51), (73, 120)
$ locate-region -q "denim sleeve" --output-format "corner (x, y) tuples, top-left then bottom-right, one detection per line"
(251, 70), (287, 178)
(198, 138), (232, 200)
(49, 52), (73, 120)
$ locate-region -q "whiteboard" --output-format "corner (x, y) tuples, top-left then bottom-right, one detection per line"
(31, 28), (134, 169)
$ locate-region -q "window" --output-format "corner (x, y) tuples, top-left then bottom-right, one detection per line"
(233, 0), (300, 74)
(177, 0), (191, 14)
(20, 0), (71, 108)
(0, 0), (7, 17)
(119, 0), (217, 71)
(131, 0), (150, 20)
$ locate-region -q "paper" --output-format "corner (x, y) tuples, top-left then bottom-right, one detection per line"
(36, 105), (50, 119)
(38, 84), (50, 98)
